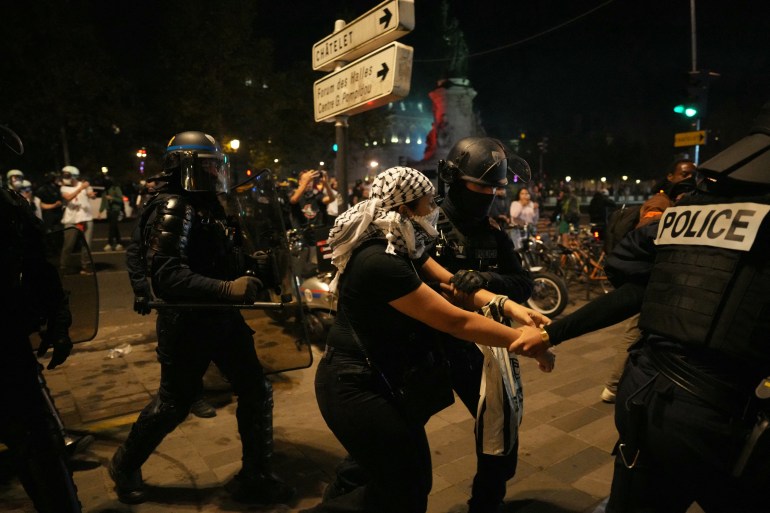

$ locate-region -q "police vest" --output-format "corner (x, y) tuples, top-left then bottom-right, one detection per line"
(433, 208), (501, 273)
(639, 195), (770, 365)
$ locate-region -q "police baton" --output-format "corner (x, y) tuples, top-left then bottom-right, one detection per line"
(148, 298), (298, 311)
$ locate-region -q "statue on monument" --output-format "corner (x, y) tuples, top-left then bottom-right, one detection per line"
(421, 1), (476, 163)
(441, 1), (469, 80)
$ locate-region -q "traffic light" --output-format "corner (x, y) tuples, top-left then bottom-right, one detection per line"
(673, 104), (699, 118)
(674, 70), (719, 119)
(332, 143), (338, 152)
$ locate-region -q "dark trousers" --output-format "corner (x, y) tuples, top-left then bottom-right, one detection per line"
(446, 340), (519, 512)
(321, 342), (518, 513)
(106, 209), (122, 247)
(116, 310), (273, 473)
(607, 347), (767, 513)
(312, 348), (432, 513)
(0, 338), (81, 513)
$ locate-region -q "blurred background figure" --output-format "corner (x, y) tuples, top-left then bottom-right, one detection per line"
(6, 168), (24, 190)
(59, 165), (96, 275)
(488, 186), (511, 228)
(100, 176), (124, 251)
(509, 187), (539, 227)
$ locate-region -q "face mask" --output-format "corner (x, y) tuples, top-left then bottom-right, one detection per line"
(457, 186), (494, 219)
(411, 206), (439, 237)
(62, 178), (73, 186)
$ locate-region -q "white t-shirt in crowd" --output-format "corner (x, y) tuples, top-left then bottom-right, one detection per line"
(509, 201), (539, 226)
(60, 183), (94, 224)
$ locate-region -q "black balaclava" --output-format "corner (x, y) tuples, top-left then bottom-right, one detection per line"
(445, 181), (494, 224)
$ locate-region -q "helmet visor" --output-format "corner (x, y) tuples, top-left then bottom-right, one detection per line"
(179, 151), (230, 193)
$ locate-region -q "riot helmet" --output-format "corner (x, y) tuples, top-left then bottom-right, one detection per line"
(438, 137), (531, 187)
(698, 102), (770, 194)
(6, 169), (24, 188)
(162, 131), (229, 193)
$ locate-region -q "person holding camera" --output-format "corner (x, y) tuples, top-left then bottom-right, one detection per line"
(289, 168), (335, 228)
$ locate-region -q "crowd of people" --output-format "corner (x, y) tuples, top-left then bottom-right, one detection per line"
(5, 101), (770, 513)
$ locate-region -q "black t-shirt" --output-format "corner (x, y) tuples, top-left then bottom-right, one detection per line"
(328, 240), (432, 370)
(290, 189), (326, 229)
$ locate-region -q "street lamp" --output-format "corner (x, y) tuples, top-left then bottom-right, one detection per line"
(229, 139), (240, 151)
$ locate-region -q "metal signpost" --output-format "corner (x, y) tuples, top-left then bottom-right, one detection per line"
(312, 0), (415, 207)
(674, 130), (707, 148)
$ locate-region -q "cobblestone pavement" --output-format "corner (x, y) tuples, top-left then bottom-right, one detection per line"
(0, 275), (705, 513)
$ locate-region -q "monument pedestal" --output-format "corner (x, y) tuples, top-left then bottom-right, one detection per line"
(418, 78), (479, 171)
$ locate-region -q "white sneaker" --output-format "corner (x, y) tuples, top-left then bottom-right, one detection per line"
(104, 244), (113, 252)
(115, 244), (124, 251)
(601, 387), (617, 403)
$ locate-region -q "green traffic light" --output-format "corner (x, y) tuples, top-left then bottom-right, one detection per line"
(674, 104), (698, 118)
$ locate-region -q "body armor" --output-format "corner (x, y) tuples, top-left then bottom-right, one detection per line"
(639, 194), (770, 366)
(433, 208), (503, 273)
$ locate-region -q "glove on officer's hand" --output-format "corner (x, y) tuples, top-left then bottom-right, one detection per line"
(450, 270), (492, 293)
(219, 276), (263, 303)
(37, 332), (73, 370)
(249, 250), (278, 289)
(134, 296), (151, 315)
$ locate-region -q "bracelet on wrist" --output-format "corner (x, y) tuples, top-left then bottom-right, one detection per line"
(540, 327), (552, 347)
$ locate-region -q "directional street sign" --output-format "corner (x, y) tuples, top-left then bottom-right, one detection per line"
(312, 0), (415, 72)
(313, 41), (413, 122)
(674, 130), (707, 147)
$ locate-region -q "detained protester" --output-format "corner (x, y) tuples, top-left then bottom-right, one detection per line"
(302, 166), (554, 513)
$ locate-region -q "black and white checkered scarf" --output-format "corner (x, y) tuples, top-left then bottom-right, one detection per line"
(328, 166), (435, 292)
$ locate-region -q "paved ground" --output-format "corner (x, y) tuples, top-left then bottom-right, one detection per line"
(0, 229), (705, 513)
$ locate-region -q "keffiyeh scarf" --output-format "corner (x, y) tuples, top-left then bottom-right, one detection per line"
(327, 166), (436, 292)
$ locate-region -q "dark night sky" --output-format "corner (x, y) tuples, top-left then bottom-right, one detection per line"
(6, 0), (769, 178)
(258, 0), (770, 164)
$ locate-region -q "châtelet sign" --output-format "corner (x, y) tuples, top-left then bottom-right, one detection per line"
(312, 0), (415, 72)
(313, 41), (413, 122)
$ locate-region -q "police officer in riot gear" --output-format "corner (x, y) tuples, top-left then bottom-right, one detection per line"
(111, 131), (294, 505)
(0, 125), (81, 513)
(512, 103), (770, 512)
(434, 137), (534, 513)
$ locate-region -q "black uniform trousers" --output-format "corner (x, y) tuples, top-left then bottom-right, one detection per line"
(0, 336), (81, 513)
(445, 340), (519, 512)
(311, 347), (433, 513)
(607, 346), (767, 513)
(118, 310), (273, 472)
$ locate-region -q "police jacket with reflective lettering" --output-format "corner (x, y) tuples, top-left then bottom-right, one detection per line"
(638, 193), (770, 368)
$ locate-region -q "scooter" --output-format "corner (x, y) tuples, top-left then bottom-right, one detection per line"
(509, 224), (569, 318)
(285, 227), (337, 345)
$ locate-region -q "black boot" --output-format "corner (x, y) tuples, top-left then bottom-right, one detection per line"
(190, 398), (217, 418)
(225, 469), (295, 504)
(109, 447), (147, 504)
(228, 378), (294, 504)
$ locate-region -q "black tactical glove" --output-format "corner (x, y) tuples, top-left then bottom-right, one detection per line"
(134, 295), (151, 315)
(219, 276), (264, 303)
(37, 332), (73, 370)
(248, 250), (279, 289)
(450, 270), (492, 293)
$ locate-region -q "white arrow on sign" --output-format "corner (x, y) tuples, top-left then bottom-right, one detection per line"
(314, 42), (413, 122)
(312, 0), (415, 72)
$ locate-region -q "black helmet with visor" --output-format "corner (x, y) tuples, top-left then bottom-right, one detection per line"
(163, 131), (229, 193)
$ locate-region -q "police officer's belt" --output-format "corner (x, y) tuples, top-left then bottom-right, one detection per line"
(646, 344), (753, 419)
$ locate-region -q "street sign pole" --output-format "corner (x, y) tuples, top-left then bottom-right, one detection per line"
(331, 19), (350, 208)
(314, 1), (415, 208)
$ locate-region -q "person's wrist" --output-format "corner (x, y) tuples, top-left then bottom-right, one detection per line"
(540, 326), (552, 347)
